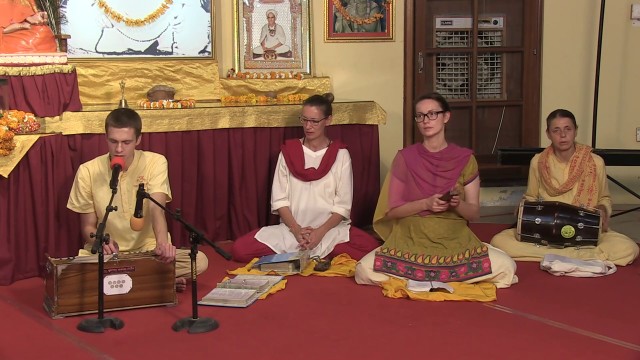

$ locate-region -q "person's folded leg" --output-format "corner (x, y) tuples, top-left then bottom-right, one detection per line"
(330, 226), (381, 261)
(231, 229), (275, 263)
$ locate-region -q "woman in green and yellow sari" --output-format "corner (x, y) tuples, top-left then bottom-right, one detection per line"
(355, 93), (518, 288)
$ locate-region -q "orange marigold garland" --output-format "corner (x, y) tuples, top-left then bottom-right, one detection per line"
(221, 93), (309, 105)
(228, 71), (305, 80)
(332, 0), (390, 26)
(0, 127), (16, 156)
(138, 99), (196, 109)
(97, 0), (173, 27)
(0, 110), (41, 156)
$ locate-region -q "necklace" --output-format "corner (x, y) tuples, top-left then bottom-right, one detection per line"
(97, 0), (174, 27)
(302, 137), (331, 151)
(423, 140), (448, 152)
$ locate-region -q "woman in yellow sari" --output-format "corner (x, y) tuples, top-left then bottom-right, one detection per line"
(490, 109), (639, 265)
(355, 93), (518, 288)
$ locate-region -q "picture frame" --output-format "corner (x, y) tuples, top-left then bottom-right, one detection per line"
(234, 0), (311, 73)
(325, 0), (394, 42)
(59, 0), (215, 59)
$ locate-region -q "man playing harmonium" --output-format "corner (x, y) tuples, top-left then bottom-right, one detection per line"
(490, 109), (638, 266)
(67, 108), (208, 292)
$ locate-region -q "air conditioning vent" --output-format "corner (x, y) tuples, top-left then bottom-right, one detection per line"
(434, 16), (505, 100)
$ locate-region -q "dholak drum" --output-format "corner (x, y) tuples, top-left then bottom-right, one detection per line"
(517, 200), (601, 248)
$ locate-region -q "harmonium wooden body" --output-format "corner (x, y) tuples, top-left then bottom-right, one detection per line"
(44, 251), (177, 318)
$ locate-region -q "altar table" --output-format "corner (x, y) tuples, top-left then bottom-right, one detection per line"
(0, 101), (385, 285)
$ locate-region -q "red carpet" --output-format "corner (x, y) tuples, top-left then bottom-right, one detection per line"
(0, 224), (639, 360)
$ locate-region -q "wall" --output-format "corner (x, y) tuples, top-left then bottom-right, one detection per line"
(215, 0), (405, 178)
(542, 0), (640, 204)
(215, 1), (639, 205)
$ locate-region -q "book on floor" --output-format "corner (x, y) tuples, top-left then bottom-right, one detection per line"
(252, 250), (310, 274)
(406, 280), (455, 293)
(198, 274), (284, 308)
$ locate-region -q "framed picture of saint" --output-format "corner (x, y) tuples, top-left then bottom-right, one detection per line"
(59, 0), (214, 58)
(234, 0), (311, 73)
(325, 0), (394, 42)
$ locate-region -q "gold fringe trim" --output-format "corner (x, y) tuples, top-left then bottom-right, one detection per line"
(0, 64), (76, 76)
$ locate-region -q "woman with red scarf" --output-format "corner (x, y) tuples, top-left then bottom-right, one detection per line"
(490, 109), (638, 265)
(355, 93), (518, 288)
(231, 93), (380, 263)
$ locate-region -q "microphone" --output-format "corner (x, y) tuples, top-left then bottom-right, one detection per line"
(109, 157), (125, 190)
(130, 183), (146, 231)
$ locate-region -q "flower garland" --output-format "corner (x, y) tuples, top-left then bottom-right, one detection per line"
(138, 99), (196, 109)
(221, 93), (309, 105)
(227, 69), (305, 80)
(97, 0), (173, 27)
(332, 0), (390, 25)
(0, 110), (41, 156)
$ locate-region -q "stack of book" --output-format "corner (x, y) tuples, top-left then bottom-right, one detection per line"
(252, 251), (310, 274)
(198, 274), (284, 308)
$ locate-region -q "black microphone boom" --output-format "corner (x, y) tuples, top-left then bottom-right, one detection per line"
(109, 163), (122, 190)
(130, 183), (146, 231)
(133, 183), (145, 219)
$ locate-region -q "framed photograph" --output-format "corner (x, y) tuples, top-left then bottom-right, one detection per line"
(325, 0), (394, 42)
(59, 0), (214, 59)
(234, 0), (311, 73)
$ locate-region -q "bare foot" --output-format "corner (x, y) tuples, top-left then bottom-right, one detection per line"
(176, 277), (187, 292)
(26, 12), (47, 25)
(3, 22), (31, 34)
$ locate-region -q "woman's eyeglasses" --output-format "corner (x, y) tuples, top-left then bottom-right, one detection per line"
(414, 111), (445, 123)
(300, 116), (328, 127)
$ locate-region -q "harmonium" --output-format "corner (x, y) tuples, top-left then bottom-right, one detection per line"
(44, 251), (177, 318)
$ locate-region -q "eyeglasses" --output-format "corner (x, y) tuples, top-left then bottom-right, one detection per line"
(300, 116), (328, 127)
(549, 128), (575, 136)
(267, 16), (275, 19)
(414, 111), (445, 123)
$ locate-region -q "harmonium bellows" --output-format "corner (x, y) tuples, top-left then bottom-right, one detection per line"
(44, 251), (176, 318)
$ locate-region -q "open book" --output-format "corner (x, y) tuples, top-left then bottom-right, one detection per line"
(198, 274), (284, 308)
(252, 251), (310, 274)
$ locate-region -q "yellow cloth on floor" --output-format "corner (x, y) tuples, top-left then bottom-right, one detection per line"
(380, 278), (497, 302)
(227, 253), (357, 278)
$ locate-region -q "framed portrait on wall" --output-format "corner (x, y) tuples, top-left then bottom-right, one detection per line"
(234, 0), (311, 73)
(59, 0), (214, 59)
(325, 0), (394, 42)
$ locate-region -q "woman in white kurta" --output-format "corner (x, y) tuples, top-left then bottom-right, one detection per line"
(255, 142), (352, 258)
(231, 93), (380, 262)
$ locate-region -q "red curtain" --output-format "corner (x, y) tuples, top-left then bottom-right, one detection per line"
(8, 72), (82, 117)
(0, 125), (380, 285)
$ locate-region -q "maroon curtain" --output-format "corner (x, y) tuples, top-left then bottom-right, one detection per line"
(0, 125), (380, 285)
(8, 72), (82, 117)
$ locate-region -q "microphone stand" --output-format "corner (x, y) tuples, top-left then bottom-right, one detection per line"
(140, 191), (231, 334)
(77, 189), (125, 333)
